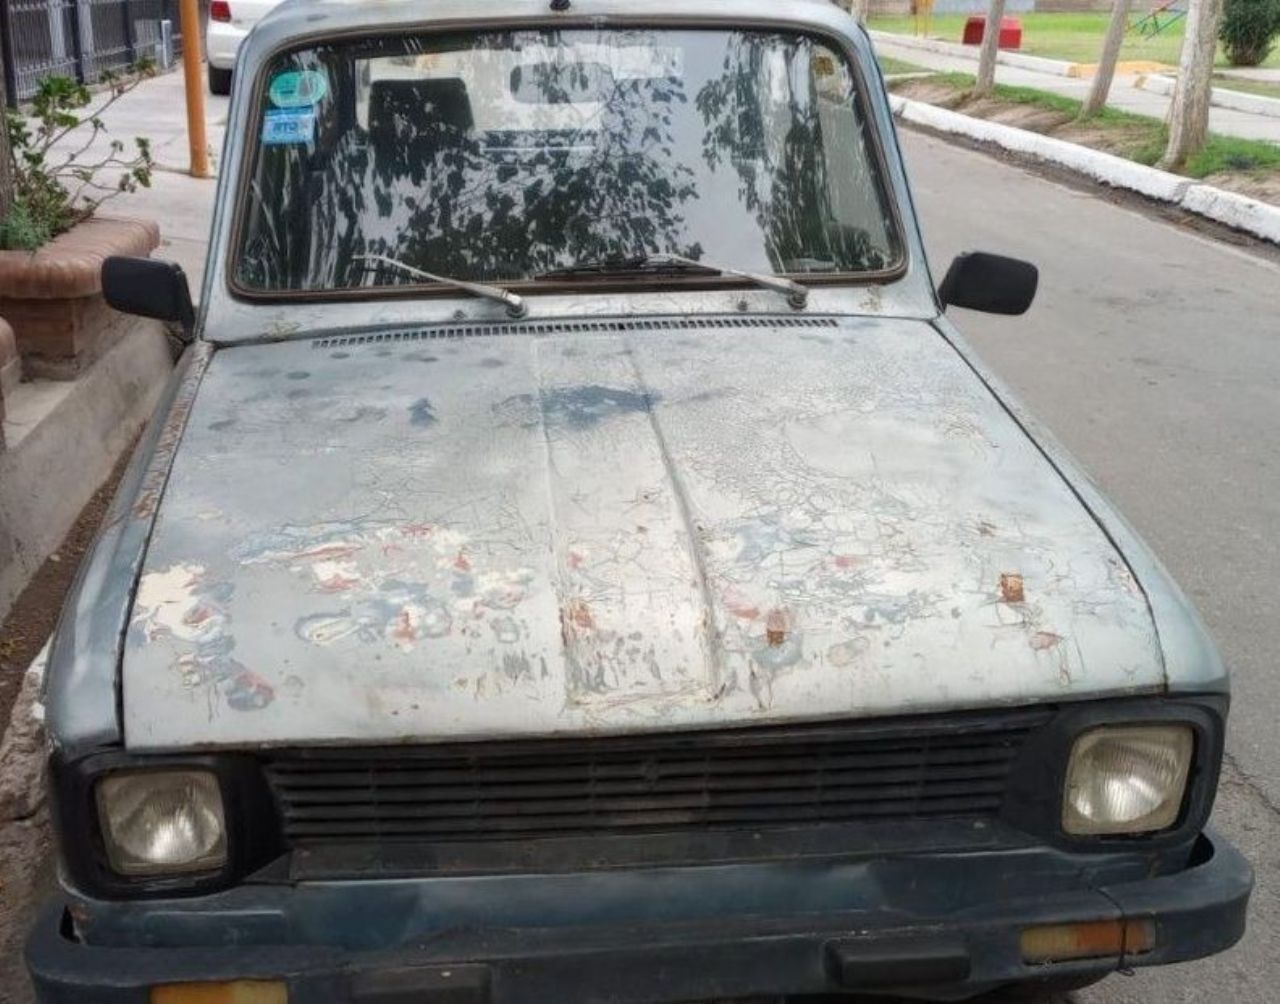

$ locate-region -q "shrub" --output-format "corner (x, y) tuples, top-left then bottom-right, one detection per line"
(1219, 0), (1280, 67)
(1, 62), (156, 250)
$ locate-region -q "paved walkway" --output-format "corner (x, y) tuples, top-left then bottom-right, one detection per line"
(50, 68), (226, 279)
(874, 35), (1280, 144)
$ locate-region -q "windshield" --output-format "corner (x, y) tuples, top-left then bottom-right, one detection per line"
(234, 28), (902, 294)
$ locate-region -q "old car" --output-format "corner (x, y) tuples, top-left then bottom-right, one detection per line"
(27, 0), (1251, 1001)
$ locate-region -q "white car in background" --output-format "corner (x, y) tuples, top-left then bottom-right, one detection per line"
(206, 0), (283, 94)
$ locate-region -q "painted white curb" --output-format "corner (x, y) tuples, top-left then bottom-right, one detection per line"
(1135, 73), (1280, 120)
(1180, 185), (1280, 243)
(889, 95), (1191, 202)
(869, 30), (1078, 78)
(890, 95), (1280, 244)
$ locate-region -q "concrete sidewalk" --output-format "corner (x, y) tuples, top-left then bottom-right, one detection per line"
(874, 34), (1280, 144)
(55, 68), (227, 280)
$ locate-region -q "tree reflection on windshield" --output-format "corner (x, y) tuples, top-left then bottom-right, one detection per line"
(236, 29), (899, 293)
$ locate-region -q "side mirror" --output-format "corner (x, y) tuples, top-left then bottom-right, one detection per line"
(938, 252), (1038, 316)
(102, 256), (195, 338)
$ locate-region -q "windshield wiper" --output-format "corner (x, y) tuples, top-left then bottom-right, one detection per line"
(353, 254), (527, 318)
(535, 252), (808, 310)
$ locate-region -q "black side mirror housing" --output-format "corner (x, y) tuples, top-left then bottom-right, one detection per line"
(102, 256), (195, 338)
(938, 252), (1038, 316)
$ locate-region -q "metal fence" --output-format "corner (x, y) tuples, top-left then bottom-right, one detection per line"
(1, 0), (187, 104)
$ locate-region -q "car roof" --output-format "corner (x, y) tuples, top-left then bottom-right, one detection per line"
(251, 0), (857, 49)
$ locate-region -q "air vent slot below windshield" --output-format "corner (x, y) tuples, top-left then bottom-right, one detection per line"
(311, 314), (840, 349)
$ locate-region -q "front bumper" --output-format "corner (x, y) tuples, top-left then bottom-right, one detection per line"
(28, 827), (1251, 1003)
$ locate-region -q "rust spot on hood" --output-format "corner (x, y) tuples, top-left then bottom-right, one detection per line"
(765, 608), (789, 647)
(1030, 631), (1064, 651)
(564, 599), (595, 631)
(999, 573), (1025, 604)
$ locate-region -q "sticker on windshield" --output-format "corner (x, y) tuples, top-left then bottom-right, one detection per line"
(268, 69), (328, 108)
(261, 107), (315, 145)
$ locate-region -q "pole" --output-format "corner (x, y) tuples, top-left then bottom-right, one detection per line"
(178, 0), (209, 178)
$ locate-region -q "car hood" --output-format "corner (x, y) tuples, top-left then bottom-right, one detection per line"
(123, 315), (1163, 750)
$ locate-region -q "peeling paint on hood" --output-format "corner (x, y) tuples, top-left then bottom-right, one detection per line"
(123, 316), (1162, 750)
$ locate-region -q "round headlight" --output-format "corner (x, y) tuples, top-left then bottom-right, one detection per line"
(96, 770), (227, 875)
(1063, 725), (1194, 836)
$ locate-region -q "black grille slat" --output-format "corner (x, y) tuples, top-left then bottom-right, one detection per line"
(279, 795), (1009, 838)
(278, 777), (1010, 820)
(274, 761), (1014, 805)
(266, 740), (1028, 785)
(266, 712), (1046, 845)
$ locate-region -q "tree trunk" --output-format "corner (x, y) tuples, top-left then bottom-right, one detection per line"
(1082, 0), (1135, 117)
(973, 0), (1008, 98)
(0, 51), (13, 221)
(1160, 0), (1223, 170)
(846, 0), (868, 24)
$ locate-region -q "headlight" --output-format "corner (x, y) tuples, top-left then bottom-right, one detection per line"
(96, 770), (227, 875)
(1063, 724), (1194, 836)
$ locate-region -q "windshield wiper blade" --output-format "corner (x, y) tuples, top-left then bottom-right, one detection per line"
(535, 252), (808, 309)
(353, 254), (527, 318)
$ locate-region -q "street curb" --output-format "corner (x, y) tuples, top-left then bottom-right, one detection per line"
(888, 95), (1191, 201)
(1180, 185), (1280, 242)
(889, 95), (1280, 244)
(1135, 73), (1280, 120)
(0, 643), (48, 823)
(869, 30), (1081, 78)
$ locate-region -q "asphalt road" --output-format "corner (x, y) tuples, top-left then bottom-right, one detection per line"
(900, 129), (1280, 1003)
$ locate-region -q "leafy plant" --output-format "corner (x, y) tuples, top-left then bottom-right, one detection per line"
(0, 201), (52, 249)
(1, 61), (156, 250)
(1219, 0), (1280, 67)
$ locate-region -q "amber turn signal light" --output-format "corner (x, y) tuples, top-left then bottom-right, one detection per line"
(150, 981), (286, 1004)
(1021, 917), (1155, 964)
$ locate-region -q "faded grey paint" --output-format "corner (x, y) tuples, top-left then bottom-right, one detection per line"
(39, 0), (1227, 761)
(123, 318), (1162, 750)
(43, 344), (213, 759)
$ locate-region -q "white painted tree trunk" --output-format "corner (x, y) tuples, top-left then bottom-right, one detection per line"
(974, 0), (1008, 97)
(1082, 0), (1136, 116)
(1161, 0), (1224, 169)
(846, 0), (868, 24)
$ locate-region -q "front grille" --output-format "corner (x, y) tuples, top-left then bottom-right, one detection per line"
(265, 710), (1050, 844)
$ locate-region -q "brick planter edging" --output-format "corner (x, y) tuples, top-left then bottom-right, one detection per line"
(0, 216), (159, 299)
(0, 216), (160, 380)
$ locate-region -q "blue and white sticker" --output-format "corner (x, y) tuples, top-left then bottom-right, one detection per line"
(268, 69), (328, 108)
(261, 107), (315, 145)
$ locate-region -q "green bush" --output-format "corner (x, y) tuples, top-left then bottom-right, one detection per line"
(0, 201), (52, 250)
(1219, 0), (1280, 67)
(1, 62), (155, 250)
